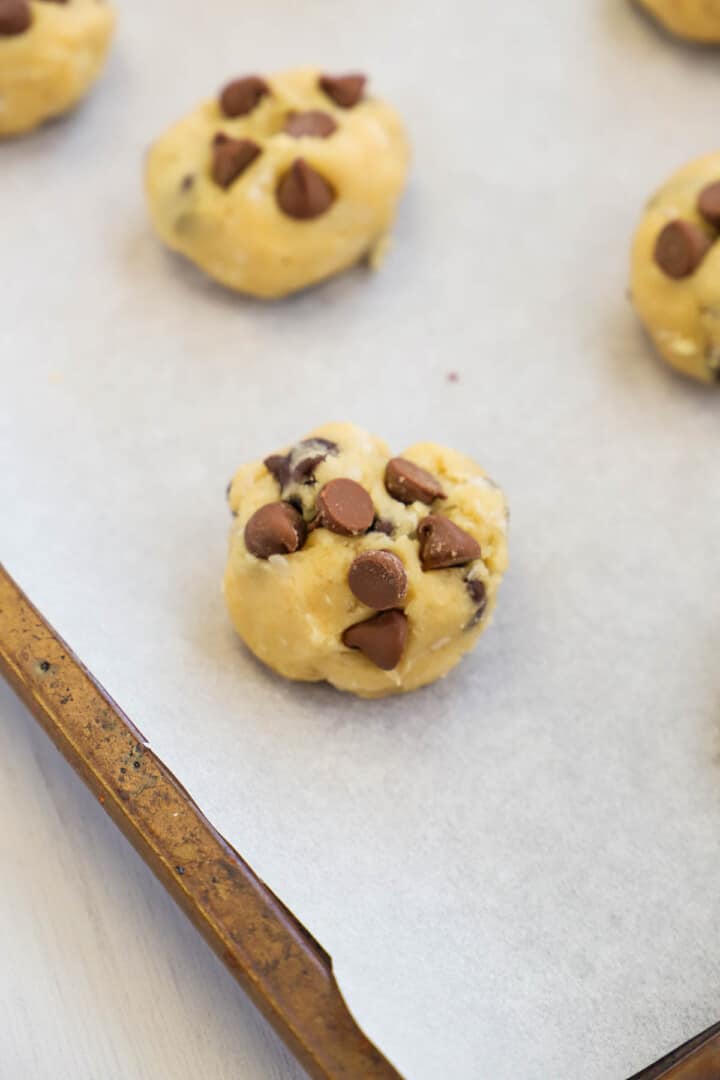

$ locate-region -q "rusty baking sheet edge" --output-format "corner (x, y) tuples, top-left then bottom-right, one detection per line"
(0, 564), (403, 1080)
(628, 1019), (720, 1079)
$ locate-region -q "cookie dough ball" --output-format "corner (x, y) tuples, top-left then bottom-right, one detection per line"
(145, 68), (410, 299)
(630, 152), (720, 383)
(0, 0), (115, 137)
(635, 0), (720, 41)
(224, 423), (508, 699)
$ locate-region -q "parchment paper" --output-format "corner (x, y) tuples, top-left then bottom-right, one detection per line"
(2, 2), (720, 1077)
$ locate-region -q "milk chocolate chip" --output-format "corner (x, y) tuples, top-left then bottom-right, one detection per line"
(316, 479), (374, 536)
(0, 0), (31, 35)
(385, 458), (445, 505)
(417, 515), (481, 570)
(348, 551), (408, 610)
(276, 159), (335, 220)
(244, 502), (307, 559)
(284, 111), (337, 138)
(211, 135), (261, 189)
(342, 610), (408, 670)
(319, 73), (366, 108)
(654, 220), (711, 279)
(219, 76), (269, 118)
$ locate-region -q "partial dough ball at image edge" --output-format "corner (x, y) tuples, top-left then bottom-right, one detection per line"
(634, 0), (720, 42)
(144, 68), (410, 299)
(630, 151), (720, 383)
(0, 0), (116, 137)
(223, 423), (509, 699)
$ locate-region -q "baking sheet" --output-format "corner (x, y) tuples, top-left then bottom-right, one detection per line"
(2, 1), (720, 1077)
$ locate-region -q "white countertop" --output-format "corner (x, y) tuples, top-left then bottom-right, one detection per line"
(0, 680), (305, 1080)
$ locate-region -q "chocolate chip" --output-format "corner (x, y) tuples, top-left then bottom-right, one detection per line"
(225, 480), (237, 517)
(465, 578), (487, 628)
(342, 610), (408, 670)
(276, 159), (335, 220)
(211, 134), (261, 189)
(316, 478), (374, 535)
(244, 502), (307, 559)
(309, 438), (337, 453)
(265, 438), (338, 490)
(180, 174), (195, 192)
(698, 181), (720, 228)
(417, 515), (482, 570)
(385, 457), (446, 505)
(373, 518), (395, 537)
(319, 73), (366, 109)
(293, 454), (323, 484)
(265, 453), (291, 488)
(348, 551), (408, 610)
(219, 75), (269, 118)
(291, 441), (337, 484)
(0, 0), (31, 35)
(654, 220), (712, 279)
(284, 111), (337, 138)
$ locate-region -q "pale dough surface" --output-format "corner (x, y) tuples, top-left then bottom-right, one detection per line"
(636, 0), (720, 40)
(145, 67), (410, 299)
(224, 423), (508, 699)
(0, 0), (115, 136)
(631, 151), (720, 383)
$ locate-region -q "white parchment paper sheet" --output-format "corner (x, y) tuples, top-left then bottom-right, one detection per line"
(2, 2), (719, 1077)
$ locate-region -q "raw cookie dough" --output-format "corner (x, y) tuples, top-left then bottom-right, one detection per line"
(0, 0), (115, 137)
(145, 68), (410, 299)
(630, 151), (720, 383)
(224, 423), (509, 699)
(635, 0), (720, 41)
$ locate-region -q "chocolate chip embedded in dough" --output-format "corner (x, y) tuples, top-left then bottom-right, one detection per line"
(465, 578), (487, 628)
(291, 439), (338, 483)
(219, 75), (269, 118)
(0, 0), (31, 35)
(342, 610), (408, 670)
(372, 518), (395, 537)
(348, 551), (408, 610)
(385, 457), (446, 505)
(319, 73), (366, 108)
(654, 220), (712, 279)
(264, 454), (291, 489)
(697, 181), (720, 229)
(417, 515), (481, 570)
(315, 478), (374, 536)
(264, 438), (338, 490)
(276, 159), (335, 220)
(225, 479), (237, 516)
(284, 110), (337, 138)
(211, 135), (261, 189)
(244, 502), (307, 559)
